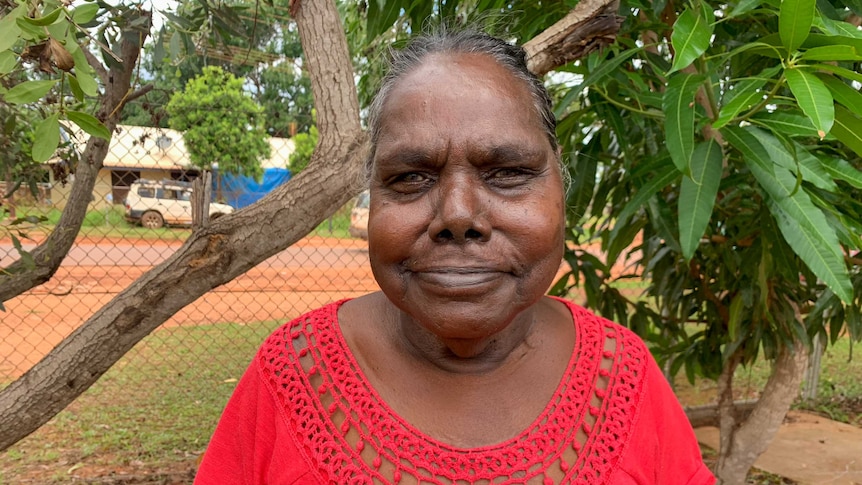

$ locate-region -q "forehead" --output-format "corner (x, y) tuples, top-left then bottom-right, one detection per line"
(374, 52), (547, 154)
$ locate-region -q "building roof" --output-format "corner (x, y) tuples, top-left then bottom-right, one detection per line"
(57, 124), (294, 171)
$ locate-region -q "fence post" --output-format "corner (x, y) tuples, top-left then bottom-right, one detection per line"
(192, 171), (212, 230)
(802, 332), (824, 401)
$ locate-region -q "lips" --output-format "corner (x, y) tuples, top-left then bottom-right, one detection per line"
(417, 268), (503, 285)
(406, 264), (510, 297)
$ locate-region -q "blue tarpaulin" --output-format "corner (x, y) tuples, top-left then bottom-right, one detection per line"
(213, 168), (292, 209)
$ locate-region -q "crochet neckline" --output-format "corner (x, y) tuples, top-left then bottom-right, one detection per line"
(329, 297), (582, 451)
(261, 297), (647, 483)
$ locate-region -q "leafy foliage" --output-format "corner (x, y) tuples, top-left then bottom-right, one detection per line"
(125, 0), (314, 137)
(166, 66), (270, 179)
(553, 0), (862, 380)
(290, 124), (318, 175)
(0, 0), (150, 162)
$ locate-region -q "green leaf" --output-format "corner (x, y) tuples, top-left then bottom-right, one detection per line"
(784, 68), (833, 137)
(18, 7), (63, 26)
(768, 201), (852, 303)
(663, 73), (704, 175)
(779, 0), (816, 52)
(818, 74), (862, 113)
(153, 29), (166, 65)
(66, 111), (111, 140)
(728, 0), (763, 19)
(831, 105), (862, 157)
(3, 80), (58, 104)
(366, 0), (402, 44)
(724, 126), (852, 304)
(809, 63), (862, 84)
(713, 79), (766, 129)
(727, 293), (745, 341)
(799, 44), (862, 61)
(613, 160), (680, 233)
(0, 50), (17, 74)
(554, 48), (641, 117)
(169, 32), (181, 59)
(747, 127), (836, 191)
(0, 5), (25, 52)
(750, 111), (819, 137)
(71, 48), (98, 96)
(803, 33), (862, 52)
(815, 16), (862, 38)
(32, 114), (60, 163)
(67, 74), (84, 101)
(679, 140), (723, 260)
(669, 6), (714, 74)
(821, 157), (862, 188)
(71, 3), (100, 24)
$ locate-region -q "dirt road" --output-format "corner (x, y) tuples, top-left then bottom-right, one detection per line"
(0, 236), (378, 379)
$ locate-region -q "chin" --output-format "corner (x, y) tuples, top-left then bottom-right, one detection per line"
(401, 295), (532, 338)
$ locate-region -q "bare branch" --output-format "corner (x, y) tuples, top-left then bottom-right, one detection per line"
(524, 0), (621, 77)
(124, 83), (155, 104)
(82, 48), (108, 85)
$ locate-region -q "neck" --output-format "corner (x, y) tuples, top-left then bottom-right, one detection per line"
(392, 305), (538, 374)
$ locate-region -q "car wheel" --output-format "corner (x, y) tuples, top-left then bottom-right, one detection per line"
(141, 211), (164, 229)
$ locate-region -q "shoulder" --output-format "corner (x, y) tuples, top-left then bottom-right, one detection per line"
(550, 296), (652, 364)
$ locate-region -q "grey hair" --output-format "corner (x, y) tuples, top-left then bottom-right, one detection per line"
(364, 28), (561, 185)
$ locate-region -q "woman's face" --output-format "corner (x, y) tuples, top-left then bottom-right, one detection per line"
(368, 52), (565, 341)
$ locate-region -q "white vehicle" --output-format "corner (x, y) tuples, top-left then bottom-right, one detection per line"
(124, 179), (234, 229)
(349, 190), (369, 240)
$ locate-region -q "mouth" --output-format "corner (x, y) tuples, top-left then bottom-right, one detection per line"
(409, 266), (508, 293)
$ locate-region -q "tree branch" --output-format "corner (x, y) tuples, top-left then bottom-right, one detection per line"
(82, 48), (108, 85)
(0, 14), (150, 303)
(524, 0), (621, 77)
(123, 83), (155, 105)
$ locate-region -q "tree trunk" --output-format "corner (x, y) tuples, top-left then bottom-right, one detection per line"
(714, 343), (809, 483)
(0, 0), (619, 451)
(0, 14), (151, 302)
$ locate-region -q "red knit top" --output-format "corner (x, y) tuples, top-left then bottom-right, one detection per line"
(195, 298), (715, 484)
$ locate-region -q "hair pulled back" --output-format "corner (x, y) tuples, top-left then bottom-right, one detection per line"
(364, 29), (559, 182)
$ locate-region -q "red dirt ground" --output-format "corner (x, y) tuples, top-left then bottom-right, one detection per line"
(0, 235), (377, 380)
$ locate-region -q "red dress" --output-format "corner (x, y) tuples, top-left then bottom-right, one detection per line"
(195, 298), (715, 484)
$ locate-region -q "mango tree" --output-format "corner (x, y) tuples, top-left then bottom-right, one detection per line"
(551, 0), (862, 482)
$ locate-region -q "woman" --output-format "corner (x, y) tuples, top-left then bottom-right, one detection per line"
(195, 29), (715, 484)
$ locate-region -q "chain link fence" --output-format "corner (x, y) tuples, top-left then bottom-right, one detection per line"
(0, 125), (634, 483)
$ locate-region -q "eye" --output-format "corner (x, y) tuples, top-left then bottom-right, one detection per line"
(387, 171), (435, 193)
(485, 167), (536, 188)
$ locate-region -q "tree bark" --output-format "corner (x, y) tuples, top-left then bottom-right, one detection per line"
(0, 13), (151, 302)
(714, 343), (809, 484)
(524, 0), (622, 77)
(685, 400), (756, 429)
(0, 0), (619, 451)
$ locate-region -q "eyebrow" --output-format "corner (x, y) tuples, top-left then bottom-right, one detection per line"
(373, 143), (548, 168)
(481, 144), (547, 165)
(374, 148), (434, 168)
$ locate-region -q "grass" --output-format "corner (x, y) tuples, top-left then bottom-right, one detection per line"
(4, 200), (358, 243)
(0, 321), (283, 484)
(3, 205), (190, 242)
(310, 202), (352, 239)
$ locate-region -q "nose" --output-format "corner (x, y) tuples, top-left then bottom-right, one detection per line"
(428, 177), (491, 243)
